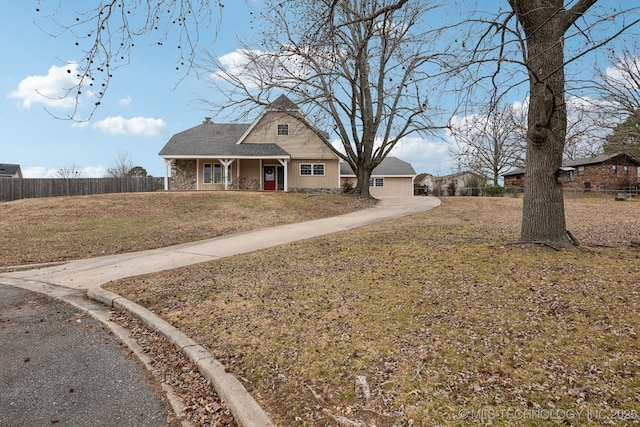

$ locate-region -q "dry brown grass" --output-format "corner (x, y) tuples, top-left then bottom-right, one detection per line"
(105, 196), (640, 426)
(0, 191), (374, 267)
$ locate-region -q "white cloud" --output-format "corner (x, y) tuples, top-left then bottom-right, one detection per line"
(212, 49), (267, 90)
(21, 166), (58, 178)
(8, 63), (81, 109)
(331, 136), (454, 175)
(119, 95), (132, 106)
(80, 166), (108, 177)
(390, 136), (453, 175)
(93, 116), (166, 137)
(21, 165), (107, 178)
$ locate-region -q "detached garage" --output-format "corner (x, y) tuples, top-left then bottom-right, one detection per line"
(340, 157), (416, 197)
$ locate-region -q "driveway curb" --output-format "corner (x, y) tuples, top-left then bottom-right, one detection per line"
(88, 287), (274, 427)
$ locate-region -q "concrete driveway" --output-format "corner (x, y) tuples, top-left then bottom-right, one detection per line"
(0, 196), (441, 426)
(1, 197), (440, 293)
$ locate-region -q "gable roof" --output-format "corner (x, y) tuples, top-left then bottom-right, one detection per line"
(236, 94), (330, 144)
(502, 153), (639, 177)
(564, 153), (639, 167)
(267, 94), (299, 111)
(0, 164), (22, 178)
(340, 157), (416, 177)
(159, 122), (290, 158)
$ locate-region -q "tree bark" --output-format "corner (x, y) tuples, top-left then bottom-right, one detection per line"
(354, 158), (373, 198)
(511, 0), (596, 248)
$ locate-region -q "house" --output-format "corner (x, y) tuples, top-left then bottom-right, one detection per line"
(503, 153), (640, 191)
(418, 171), (488, 196)
(159, 95), (341, 193)
(340, 157), (416, 197)
(0, 164), (23, 179)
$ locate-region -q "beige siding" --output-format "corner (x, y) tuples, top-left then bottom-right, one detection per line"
(342, 176), (414, 197)
(243, 112), (338, 160)
(196, 160), (236, 190)
(372, 177), (414, 197)
(236, 159), (261, 189)
(288, 159), (340, 189)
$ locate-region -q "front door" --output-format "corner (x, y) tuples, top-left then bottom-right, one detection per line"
(264, 166), (276, 191)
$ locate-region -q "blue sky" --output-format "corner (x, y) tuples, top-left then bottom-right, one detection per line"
(1, 1), (453, 178)
(1, 1), (634, 179)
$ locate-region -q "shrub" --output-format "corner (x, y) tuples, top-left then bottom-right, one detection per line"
(342, 179), (354, 194)
(446, 181), (457, 196)
(484, 185), (505, 197)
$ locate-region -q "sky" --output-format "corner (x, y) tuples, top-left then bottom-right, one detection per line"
(0, 1), (453, 178)
(0, 1), (633, 179)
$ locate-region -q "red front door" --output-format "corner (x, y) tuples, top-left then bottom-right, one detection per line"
(264, 166), (276, 191)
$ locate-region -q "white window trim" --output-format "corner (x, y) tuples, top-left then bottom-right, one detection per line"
(299, 163), (325, 176)
(277, 123), (289, 136)
(203, 163), (213, 184)
(369, 177), (384, 187)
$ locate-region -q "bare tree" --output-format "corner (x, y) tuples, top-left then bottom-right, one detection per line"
(450, 104), (526, 185)
(56, 164), (83, 178)
(587, 45), (640, 159)
(455, 1), (640, 248)
(204, 0), (449, 197)
(604, 115), (640, 160)
(563, 98), (607, 160)
(592, 45), (640, 121)
(35, 1), (221, 119)
(106, 151), (134, 178)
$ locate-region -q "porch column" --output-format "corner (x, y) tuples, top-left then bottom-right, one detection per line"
(164, 159), (172, 191)
(219, 159), (235, 191)
(260, 160), (264, 190)
(278, 159), (288, 192)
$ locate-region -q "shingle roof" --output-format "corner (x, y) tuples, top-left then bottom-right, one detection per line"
(564, 153), (638, 167)
(340, 157), (416, 176)
(267, 94), (299, 111)
(0, 164), (22, 177)
(159, 122), (290, 158)
(502, 153), (639, 177)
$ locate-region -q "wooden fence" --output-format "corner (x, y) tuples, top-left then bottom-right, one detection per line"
(0, 177), (165, 202)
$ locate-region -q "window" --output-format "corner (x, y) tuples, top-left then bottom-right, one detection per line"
(369, 178), (384, 187)
(277, 124), (289, 136)
(300, 164), (312, 175)
(577, 166), (585, 176)
(214, 164), (222, 184)
(624, 166), (629, 175)
(612, 165), (618, 174)
(300, 163), (325, 176)
(203, 163), (212, 184)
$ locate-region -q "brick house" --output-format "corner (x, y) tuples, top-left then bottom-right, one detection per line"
(503, 153), (640, 191)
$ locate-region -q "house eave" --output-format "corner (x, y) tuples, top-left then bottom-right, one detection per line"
(160, 154), (291, 160)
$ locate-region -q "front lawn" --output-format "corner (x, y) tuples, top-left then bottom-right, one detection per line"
(106, 197), (640, 426)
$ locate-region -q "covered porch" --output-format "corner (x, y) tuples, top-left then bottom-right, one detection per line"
(162, 154), (291, 192)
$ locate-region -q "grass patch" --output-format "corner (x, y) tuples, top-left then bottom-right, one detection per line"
(0, 191), (374, 267)
(106, 197), (640, 426)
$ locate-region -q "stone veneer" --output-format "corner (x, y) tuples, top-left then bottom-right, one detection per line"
(171, 159), (197, 190)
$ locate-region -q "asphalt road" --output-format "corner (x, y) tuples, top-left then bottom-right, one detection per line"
(0, 283), (176, 427)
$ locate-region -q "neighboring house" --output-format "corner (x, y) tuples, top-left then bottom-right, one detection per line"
(418, 171), (488, 196)
(340, 157), (416, 197)
(0, 164), (23, 179)
(159, 95), (341, 192)
(503, 153), (640, 191)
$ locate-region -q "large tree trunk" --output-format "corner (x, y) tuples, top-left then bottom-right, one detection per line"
(513, 0), (579, 249)
(354, 161), (373, 198)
